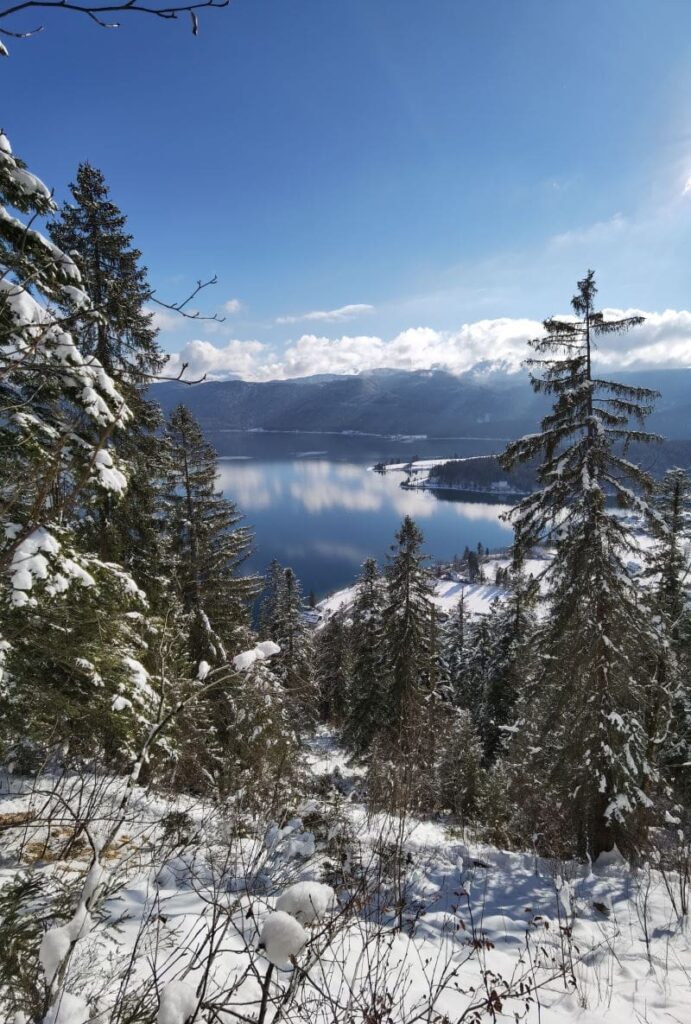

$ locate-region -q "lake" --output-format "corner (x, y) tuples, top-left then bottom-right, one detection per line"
(211, 431), (515, 599)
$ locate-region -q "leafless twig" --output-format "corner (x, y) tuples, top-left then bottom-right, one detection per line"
(0, 0), (229, 41)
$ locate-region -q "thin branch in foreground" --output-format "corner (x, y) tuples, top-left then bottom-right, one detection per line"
(0, 0), (229, 41)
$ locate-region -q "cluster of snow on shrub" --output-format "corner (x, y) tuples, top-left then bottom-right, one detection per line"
(260, 910), (309, 968)
(156, 980), (198, 1024)
(260, 879), (336, 968)
(276, 881), (336, 924)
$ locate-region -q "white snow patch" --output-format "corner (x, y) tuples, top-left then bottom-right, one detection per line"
(156, 980), (198, 1024)
(43, 991), (89, 1024)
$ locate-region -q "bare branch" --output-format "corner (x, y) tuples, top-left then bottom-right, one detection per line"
(0, 0), (229, 40)
(148, 274), (226, 323)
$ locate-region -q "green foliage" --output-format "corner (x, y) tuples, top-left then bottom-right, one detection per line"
(0, 872), (45, 1021)
(0, 137), (165, 770)
(0, 543), (154, 766)
(344, 558), (387, 753)
(644, 469), (691, 796)
(259, 561), (316, 732)
(48, 163), (172, 603)
(436, 708), (485, 819)
(49, 162), (165, 387)
(501, 271), (662, 857)
(163, 404), (258, 667)
(315, 611), (351, 723)
(383, 516), (436, 733)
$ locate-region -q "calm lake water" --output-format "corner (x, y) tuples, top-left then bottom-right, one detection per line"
(211, 432), (514, 599)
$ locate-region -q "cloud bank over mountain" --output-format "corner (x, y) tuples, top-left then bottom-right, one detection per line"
(162, 309), (691, 383)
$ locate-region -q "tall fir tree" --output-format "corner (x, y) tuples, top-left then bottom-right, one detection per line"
(163, 404), (258, 668)
(158, 405), (260, 790)
(383, 517), (436, 735)
(501, 270), (661, 857)
(48, 164), (170, 597)
(344, 558), (387, 753)
(1, 134), (130, 573)
(461, 613), (493, 723)
(0, 132), (158, 768)
(259, 559), (287, 641)
(441, 591), (470, 706)
(48, 163), (164, 387)
(644, 469), (691, 796)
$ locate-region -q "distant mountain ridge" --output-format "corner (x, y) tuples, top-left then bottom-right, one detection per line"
(153, 367), (691, 442)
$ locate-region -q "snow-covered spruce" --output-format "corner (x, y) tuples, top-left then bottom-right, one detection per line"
(500, 271), (665, 858)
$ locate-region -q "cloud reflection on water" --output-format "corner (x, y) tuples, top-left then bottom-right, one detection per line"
(217, 458), (513, 535)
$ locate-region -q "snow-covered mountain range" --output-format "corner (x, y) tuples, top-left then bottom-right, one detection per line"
(154, 367), (691, 441)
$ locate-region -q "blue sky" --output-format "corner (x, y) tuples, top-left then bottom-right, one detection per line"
(5, 0), (691, 378)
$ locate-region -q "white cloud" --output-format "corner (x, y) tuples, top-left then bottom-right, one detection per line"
(223, 298), (242, 314)
(162, 309), (691, 383)
(165, 339), (267, 381)
(276, 303), (374, 325)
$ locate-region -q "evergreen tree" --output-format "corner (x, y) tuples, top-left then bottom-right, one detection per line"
(461, 613), (493, 723)
(221, 658), (300, 809)
(48, 164), (169, 596)
(1, 564), (154, 769)
(344, 558), (387, 752)
(479, 563), (538, 763)
(383, 517), (436, 734)
(644, 469), (691, 794)
(436, 708), (484, 820)
(259, 559), (287, 641)
(157, 405), (260, 789)
(442, 592), (470, 707)
(315, 611), (351, 723)
(0, 132), (158, 767)
(48, 163), (164, 387)
(163, 404), (258, 667)
(259, 562), (315, 732)
(1, 132), (130, 575)
(501, 270), (660, 857)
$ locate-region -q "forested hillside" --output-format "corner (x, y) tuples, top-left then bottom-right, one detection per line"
(154, 366), (691, 441)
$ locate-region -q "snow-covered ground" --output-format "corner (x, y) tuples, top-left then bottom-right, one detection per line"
(316, 519), (661, 625)
(375, 455), (496, 474)
(3, 731), (690, 1024)
(317, 552), (553, 622)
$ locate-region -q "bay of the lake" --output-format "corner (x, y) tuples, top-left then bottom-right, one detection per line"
(210, 431), (514, 599)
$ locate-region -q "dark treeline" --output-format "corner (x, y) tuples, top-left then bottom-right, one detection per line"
(428, 444), (690, 495)
(428, 455), (539, 493)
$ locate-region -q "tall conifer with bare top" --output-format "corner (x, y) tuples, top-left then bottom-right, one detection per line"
(501, 271), (660, 857)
